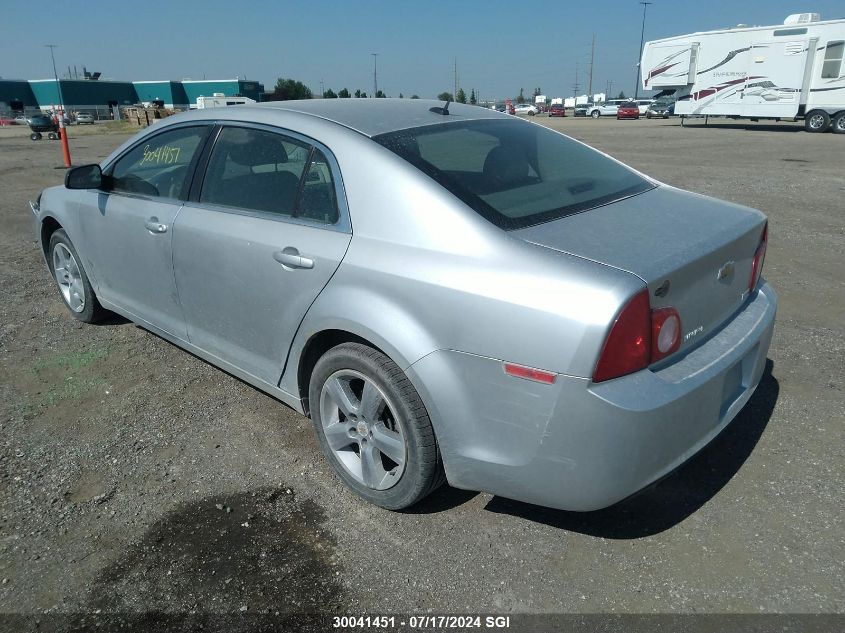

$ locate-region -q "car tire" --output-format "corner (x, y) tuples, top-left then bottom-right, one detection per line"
(528, 111), (535, 116)
(804, 110), (830, 133)
(309, 342), (445, 510)
(591, 110), (600, 118)
(47, 132), (58, 140)
(47, 229), (107, 323)
(30, 132), (40, 141)
(831, 112), (845, 134)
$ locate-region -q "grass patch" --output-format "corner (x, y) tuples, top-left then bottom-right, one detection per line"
(32, 345), (111, 374)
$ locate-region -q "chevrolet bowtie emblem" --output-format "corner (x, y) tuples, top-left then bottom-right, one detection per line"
(717, 261), (735, 282)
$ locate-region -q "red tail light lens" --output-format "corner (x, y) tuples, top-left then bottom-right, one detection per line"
(651, 307), (681, 362)
(593, 289), (651, 382)
(748, 222), (768, 293)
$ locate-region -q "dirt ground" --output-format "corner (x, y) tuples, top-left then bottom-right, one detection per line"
(0, 116), (842, 628)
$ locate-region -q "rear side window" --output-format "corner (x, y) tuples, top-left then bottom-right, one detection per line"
(200, 127), (339, 223)
(201, 127), (308, 216)
(374, 119), (653, 230)
(109, 126), (208, 199)
(822, 41), (844, 79)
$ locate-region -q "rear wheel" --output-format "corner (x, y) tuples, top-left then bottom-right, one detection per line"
(591, 110), (600, 118)
(832, 112), (845, 135)
(805, 110), (830, 133)
(309, 342), (445, 510)
(48, 229), (107, 323)
(30, 132), (41, 141)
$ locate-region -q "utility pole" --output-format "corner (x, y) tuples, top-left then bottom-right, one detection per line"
(634, 1), (652, 100)
(572, 60), (580, 96)
(319, 79), (324, 96)
(371, 53), (379, 97)
(453, 58), (458, 100)
(606, 79), (614, 98)
(588, 33), (595, 97)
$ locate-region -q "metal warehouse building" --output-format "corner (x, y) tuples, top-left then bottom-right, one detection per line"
(0, 78), (264, 115)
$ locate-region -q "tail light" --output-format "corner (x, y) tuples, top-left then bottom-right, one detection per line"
(593, 290), (683, 382)
(748, 222), (768, 293)
(593, 289), (651, 382)
(651, 307), (681, 362)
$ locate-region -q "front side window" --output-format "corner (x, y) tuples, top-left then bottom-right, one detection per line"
(109, 126), (208, 199)
(374, 119), (653, 230)
(821, 41), (844, 79)
(200, 126), (338, 223)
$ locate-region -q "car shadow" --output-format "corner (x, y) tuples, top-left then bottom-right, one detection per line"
(93, 313), (130, 326)
(483, 360), (778, 539)
(402, 484), (480, 514)
(678, 119), (804, 133)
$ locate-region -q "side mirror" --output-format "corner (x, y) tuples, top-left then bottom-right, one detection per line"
(65, 164), (103, 190)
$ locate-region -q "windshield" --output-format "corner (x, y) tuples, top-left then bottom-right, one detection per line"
(373, 119), (653, 230)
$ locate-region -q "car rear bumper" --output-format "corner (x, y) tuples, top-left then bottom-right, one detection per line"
(407, 280), (777, 511)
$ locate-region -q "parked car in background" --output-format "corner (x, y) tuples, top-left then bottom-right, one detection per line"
(548, 104), (566, 117)
(32, 100), (776, 512)
(617, 101), (640, 119)
(514, 103), (538, 115)
(584, 99), (626, 118)
(0, 117), (16, 126)
(635, 99), (655, 115)
(75, 113), (95, 125)
(14, 114), (30, 125)
(646, 100), (673, 119)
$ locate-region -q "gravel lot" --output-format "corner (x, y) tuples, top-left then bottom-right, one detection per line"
(0, 117), (842, 627)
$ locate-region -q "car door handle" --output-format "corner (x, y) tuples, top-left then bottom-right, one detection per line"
(144, 218), (168, 234)
(273, 247), (314, 270)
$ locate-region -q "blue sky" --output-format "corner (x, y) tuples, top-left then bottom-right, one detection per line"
(1, 0), (842, 100)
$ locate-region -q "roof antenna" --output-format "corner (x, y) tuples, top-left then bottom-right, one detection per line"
(429, 99), (451, 115)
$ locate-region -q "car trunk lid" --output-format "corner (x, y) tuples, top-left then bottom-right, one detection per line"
(513, 185), (767, 356)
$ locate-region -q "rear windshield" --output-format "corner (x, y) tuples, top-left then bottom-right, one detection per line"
(373, 119), (653, 230)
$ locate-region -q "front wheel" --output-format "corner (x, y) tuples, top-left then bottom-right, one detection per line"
(310, 343), (445, 510)
(832, 112), (845, 135)
(591, 110), (600, 118)
(48, 229), (107, 323)
(805, 110), (830, 133)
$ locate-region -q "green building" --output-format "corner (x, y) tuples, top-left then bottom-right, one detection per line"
(0, 77), (265, 115)
(0, 80), (38, 111)
(132, 81), (190, 109)
(28, 79), (137, 110)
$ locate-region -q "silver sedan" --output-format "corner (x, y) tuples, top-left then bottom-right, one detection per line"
(30, 100), (777, 511)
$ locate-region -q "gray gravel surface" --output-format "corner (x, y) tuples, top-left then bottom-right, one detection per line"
(0, 119), (842, 624)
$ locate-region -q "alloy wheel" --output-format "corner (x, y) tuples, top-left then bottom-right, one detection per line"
(319, 370), (407, 490)
(52, 243), (85, 313)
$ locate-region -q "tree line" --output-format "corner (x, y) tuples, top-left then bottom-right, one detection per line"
(266, 78), (623, 105)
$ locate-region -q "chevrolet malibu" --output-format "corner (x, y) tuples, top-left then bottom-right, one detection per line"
(30, 100), (776, 511)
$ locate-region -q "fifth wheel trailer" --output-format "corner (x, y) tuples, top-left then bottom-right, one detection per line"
(641, 13), (845, 132)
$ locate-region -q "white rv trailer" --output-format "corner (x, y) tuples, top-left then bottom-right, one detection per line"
(194, 94), (257, 109)
(641, 13), (845, 132)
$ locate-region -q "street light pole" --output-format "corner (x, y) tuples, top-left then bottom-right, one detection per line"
(371, 53), (379, 97)
(45, 44), (66, 112)
(634, 1), (652, 100)
(45, 44), (71, 167)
